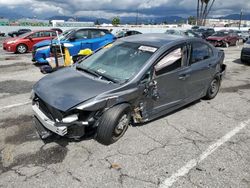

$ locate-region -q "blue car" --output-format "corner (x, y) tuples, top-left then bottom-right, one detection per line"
(32, 28), (116, 64)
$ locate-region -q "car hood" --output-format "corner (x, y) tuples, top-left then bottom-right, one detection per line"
(33, 67), (119, 112)
(207, 36), (226, 40)
(35, 40), (53, 48)
(3, 37), (20, 42)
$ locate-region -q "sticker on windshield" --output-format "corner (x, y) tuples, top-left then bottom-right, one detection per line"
(138, 46), (157, 53)
(97, 69), (106, 74)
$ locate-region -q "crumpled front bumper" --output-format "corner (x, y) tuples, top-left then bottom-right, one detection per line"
(32, 104), (67, 137)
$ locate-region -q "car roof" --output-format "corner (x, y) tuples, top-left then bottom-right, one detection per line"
(75, 28), (109, 31)
(120, 33), (188, 48)
(31, 30), (55, 33)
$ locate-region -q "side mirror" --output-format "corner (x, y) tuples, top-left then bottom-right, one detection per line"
(69, 36), (76, 41)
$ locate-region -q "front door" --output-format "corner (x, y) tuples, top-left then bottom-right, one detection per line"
(150, 44), (189, 114)
(68, 29), (90, 56)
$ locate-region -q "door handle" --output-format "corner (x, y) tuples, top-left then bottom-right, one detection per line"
(178, 74), (190, 80)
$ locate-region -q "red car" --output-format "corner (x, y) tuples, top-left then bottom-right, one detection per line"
(206, 30), (240, 48)
(3, 30), (59, 54)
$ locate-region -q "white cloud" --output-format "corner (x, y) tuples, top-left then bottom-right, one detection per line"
(0, 0), (249, 18)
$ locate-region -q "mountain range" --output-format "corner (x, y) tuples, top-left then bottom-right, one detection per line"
(1, 13), (250, 24)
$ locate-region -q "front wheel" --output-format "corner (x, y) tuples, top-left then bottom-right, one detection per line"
(204, 75), (221, 100)
(235, 40), (239, 46)
(96, 104), (131, 145)
(16, 44), (28, 54)
(223, 42), (229, 48)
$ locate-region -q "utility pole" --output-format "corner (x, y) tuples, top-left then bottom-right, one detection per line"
(239, 9), (243, 30)
(136, 9), (139, 25)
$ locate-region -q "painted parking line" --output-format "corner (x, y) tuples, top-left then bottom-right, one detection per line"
(0, 101), (31, 111)
(159, 119), (250, 188)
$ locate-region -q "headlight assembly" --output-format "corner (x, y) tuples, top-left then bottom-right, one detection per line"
(62, 114), (78, 123)
(7, 40), (16, 44)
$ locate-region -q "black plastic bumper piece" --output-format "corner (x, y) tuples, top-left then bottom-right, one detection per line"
(33, 116), (52, 139)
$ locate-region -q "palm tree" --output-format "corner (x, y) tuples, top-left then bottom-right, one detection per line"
(196, 0), (216, 26)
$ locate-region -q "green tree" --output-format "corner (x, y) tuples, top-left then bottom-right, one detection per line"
(188, 16), (196, 25)
(112, 17), (120, 26)
(95, 19), (100, 25)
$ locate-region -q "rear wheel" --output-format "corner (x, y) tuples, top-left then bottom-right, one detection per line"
(96, 104), (131, 145)
(16, 44), (28, 54)
(204, 75), (221, 100)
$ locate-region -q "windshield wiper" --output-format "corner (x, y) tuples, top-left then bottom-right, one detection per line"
(93, 71), (118, 83)
(76, 66), (100, 78)
(76, 66), (118, 83)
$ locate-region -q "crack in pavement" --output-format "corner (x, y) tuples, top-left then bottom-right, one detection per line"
(209, 104), (240, 121)
(135, 127), (165, 146)
(67, 171), (82, 183)
(164, 119), (185, 134)
(103, 157), (158, 187)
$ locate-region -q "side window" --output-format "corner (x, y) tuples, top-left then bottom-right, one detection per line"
(74, 30), (89, 40)
(52, 32), (57, 36)
(190, 42), (213, 65)
(90, 30), (106, 38)
(30, 32), (41, 38)
(43, 31), (53, 37)
(155, 45), (187, 76)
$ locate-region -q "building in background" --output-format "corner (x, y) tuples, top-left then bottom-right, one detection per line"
(206, 18), (250, 27)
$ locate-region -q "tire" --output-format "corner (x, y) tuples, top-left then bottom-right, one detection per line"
(204, 75), (221, 100)
(96, 104), (131, 145)
(16, 44), (28, 54)
(223, 42), (229, 48)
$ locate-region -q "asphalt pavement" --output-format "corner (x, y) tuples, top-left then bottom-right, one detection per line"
(0, 37), (249, 188)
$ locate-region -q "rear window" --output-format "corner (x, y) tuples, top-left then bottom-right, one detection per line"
(191, 42), (213, 64)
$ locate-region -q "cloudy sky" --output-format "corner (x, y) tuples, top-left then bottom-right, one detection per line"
(0, 0), (249, 19)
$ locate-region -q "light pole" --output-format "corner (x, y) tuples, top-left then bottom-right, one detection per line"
(239, 9), (243, 30)
(136, 8), (139, 25)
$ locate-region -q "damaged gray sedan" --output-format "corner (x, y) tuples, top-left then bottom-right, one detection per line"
(31, 33), (226, 145)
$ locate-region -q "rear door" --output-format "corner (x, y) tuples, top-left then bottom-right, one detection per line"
(186, 41), (215, 100)
(88, 30), (108, 50)
(150, 43), (190, 114)
(43, 31), (57, 41)
(67, 29), (91, 55)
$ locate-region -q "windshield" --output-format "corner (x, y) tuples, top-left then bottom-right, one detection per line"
(116, 31), (125, 38)
(18, 32), (32, 38)
(212, 32), (228, 37)
(54, 29), (75, 41)
(185, 30), (199, 37)
(77, 42), (156, 83)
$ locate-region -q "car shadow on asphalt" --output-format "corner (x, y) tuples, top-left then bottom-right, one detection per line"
(232, 58), (250, 66)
